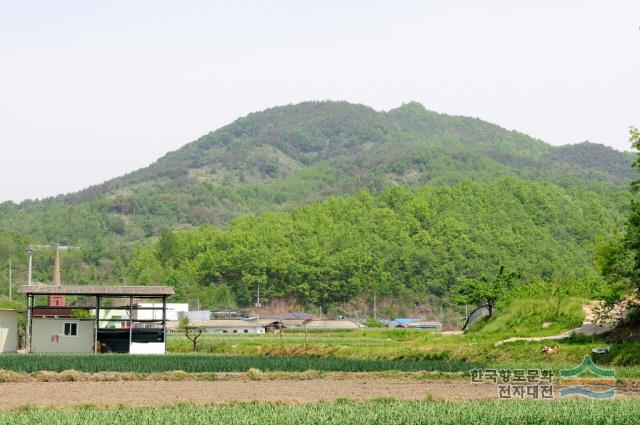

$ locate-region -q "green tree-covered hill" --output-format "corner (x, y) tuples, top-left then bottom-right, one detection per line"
(0, 101), (633, 301)
(129, 178), (627, 309)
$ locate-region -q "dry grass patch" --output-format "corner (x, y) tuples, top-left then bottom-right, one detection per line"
(0, 369), (467, 383)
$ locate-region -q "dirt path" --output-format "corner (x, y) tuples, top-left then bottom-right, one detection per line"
(495, 302), (614, 346)
(0, 379), (636, 408)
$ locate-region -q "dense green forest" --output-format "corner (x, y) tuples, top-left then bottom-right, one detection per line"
(0, 101), (634, 309)
(126, 178), (626, 310)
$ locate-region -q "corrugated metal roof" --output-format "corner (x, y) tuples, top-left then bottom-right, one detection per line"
(407, 321), (442, 328)
(305, 320), (366, 329)
(263, 312), (317, 320)
(393, 318), (422, 324)
(18, 285), (174, 296)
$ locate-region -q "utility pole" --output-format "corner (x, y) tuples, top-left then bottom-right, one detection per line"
(27, 246), (33, 285)
(255, 284), (261, 320)
(373, 290), (377, 321)
(8, 260), (12, 301)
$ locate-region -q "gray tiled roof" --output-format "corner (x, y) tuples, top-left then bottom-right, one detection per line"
(19, 285), (174, 296)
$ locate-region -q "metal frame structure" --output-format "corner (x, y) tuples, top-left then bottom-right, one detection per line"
(19, 285), (174, 353)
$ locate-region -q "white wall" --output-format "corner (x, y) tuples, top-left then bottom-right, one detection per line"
(0, 310), (18, 352)
(136, 303), (188, 321)
(130, 342), (165, 354)
(31, 318), (94, 353)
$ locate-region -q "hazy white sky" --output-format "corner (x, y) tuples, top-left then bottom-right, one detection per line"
(1, 1), (639, 202)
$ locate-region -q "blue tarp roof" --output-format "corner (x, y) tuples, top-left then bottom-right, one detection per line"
(393, 318), (422, 324)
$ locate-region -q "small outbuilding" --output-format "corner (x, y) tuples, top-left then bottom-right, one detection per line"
(30, 317), (94, 353)
(20, 285), (174, 354)
(262, 320), (286, 333)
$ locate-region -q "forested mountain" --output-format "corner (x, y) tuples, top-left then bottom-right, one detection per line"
(128, 178), (627, 310)
(0, 101), (634, 304)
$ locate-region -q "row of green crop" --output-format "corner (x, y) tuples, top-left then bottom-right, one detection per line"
(2, 400), (640, 425)
(0, 354), (480, 373)
(3, 354), (639, 378)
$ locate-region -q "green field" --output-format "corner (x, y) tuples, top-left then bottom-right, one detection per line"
(166, 330), (640, 369)
(2, 400), (640, 425)
(0, 353), (479, 374)
(1, 352), (639, 379)
(163, 296), (640, 376)
(2, 297), (638, 378)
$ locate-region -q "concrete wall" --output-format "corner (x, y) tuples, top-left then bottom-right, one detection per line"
(0, 310), (18, 352)
(31, 318), (94, 353)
